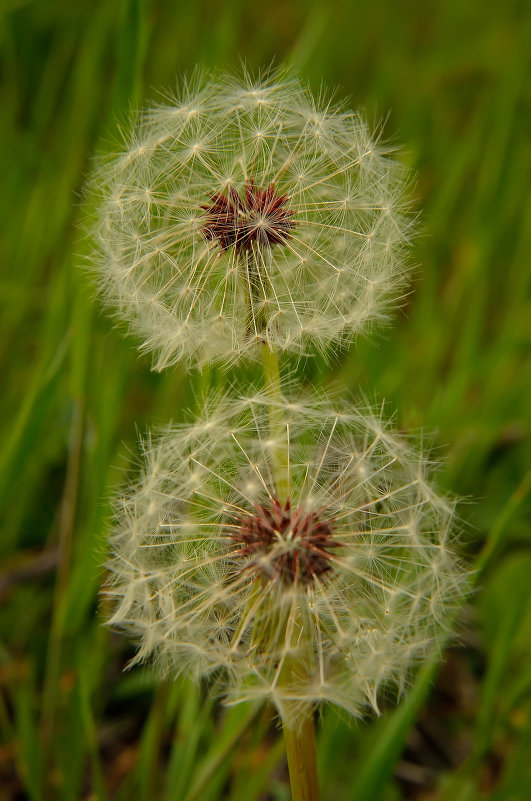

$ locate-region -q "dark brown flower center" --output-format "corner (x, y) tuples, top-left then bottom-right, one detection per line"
(229, 497), (340, 586)
(201, 178), (296, 252)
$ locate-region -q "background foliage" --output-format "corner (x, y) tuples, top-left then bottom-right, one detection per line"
(0, 0), (529, 798)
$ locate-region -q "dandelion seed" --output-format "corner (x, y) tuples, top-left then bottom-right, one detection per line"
(106, 391), (469, 726)
(90, 68), (414, 369)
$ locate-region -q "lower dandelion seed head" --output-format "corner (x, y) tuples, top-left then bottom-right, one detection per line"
(230, 497), (340, 585)
(106, 392), (470, 726)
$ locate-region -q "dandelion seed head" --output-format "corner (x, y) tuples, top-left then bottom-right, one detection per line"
(106, 392), (469, 724)
(90, 68), (414, 369)
(230, 497), (340, 586)
(201, 178), (296, 252)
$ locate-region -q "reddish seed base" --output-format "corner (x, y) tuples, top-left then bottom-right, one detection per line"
(230, 497), (340, 585)
(201, 178), (296, 252)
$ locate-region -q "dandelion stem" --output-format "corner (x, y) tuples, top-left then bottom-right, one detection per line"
(262, 344), (319, 798)
(283, 709), (319, 801)
(243, 250), (270, 338)
(261, 340), (282, 397)
(261, 343), (289, 502)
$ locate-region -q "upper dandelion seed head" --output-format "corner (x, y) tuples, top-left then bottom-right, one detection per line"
(201, 178), (296, 252)
(89, 68), (414, 369)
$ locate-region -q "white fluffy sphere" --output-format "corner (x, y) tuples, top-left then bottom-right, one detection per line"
(90, 70), (414, 369)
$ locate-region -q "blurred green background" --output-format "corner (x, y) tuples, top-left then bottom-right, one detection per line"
(1, 0), (530, 798)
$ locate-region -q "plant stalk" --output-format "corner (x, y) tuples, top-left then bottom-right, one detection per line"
(261, 342), (289, 502)
(283, 709), (320, 801)
(261, 343), (319, 799)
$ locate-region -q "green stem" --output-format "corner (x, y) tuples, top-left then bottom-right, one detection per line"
(257, 269), (319, 798)
(261, 343), (319, 799)
(261, 343), (289, 502)
(283, 710), (319, 801)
